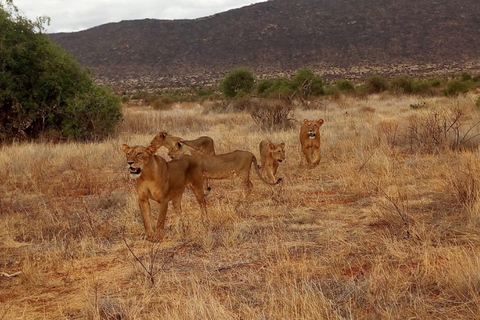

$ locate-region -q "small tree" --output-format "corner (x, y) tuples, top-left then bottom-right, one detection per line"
(365, 75), (389, 94)
(0, 1), (121, 142)
(291, 68), (324, 99)
(336, 79), (355, 92)
(219, 67), (255, 98)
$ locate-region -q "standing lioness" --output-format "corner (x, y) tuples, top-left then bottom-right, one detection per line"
(121, 143), (207, 242)
(300, 119), (324, 167)
(168, 142), (281, 205)
(259, 140), (286, 184)
(151, 131), (215, 155)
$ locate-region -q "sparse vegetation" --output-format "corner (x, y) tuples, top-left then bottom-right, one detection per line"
(3, 94), (480, 319)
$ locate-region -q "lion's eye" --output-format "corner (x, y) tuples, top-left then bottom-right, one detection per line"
(136, 153), (142, 157)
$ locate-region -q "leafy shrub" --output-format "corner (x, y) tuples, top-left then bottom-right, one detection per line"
(444, 80), (470, 96)
(364, 75), (389, 94)
(219, 67), (255, 98)
(62, 86), (121, 141)
(257, 78), (294, 98)
(291, 68), (324, 98)
(0, 2), (121, 142)
(461, 72), (472, 81)
(336, 80), (355, 92)
(391, 76), (415, 94)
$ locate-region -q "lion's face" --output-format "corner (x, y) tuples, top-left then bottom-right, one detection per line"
(302, 119), (324, 139)
(121, 144), (156, 179)
(150, 131), (168, 150)
(269, 142), (286, 162)
(167, 142), (191, 159)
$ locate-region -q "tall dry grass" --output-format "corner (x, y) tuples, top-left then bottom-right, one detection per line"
(2, 94), (480, 319)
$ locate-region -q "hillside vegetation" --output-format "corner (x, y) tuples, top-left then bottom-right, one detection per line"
(49, 0), (480, 88)
(2, 93), (480, 319)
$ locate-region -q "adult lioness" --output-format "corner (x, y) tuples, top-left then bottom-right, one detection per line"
(121, 143), (207, 242)
(168, 142), (281, 203)
(300, 119), (324, 167)
(259, 140), (286, 184)
(151, 131), (215, 155)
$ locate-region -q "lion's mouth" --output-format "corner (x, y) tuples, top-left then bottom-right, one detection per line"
(129, 167), (141, 175)
(277, 159), (284, 163)
(308, 132), (316, 139)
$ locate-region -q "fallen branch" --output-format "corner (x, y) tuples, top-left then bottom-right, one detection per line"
(0, 271), (22, 278)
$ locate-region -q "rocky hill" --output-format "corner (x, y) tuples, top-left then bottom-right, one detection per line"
(49, 0), (480, 89)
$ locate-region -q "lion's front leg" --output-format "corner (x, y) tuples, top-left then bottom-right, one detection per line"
(266, 164), (276, 184)
(312, 146), (321, 166)
(302, 147), (313, 166)
(155, 200), (169, 241)
(138, 196), (155, 240)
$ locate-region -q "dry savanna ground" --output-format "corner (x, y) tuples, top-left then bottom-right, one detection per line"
(2, 93), (480, 319)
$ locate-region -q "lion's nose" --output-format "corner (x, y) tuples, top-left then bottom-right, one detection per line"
(127, 161), (134, 165)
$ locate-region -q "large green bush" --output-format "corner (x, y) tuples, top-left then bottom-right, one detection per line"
(0, 2), (121, 142)
(291, 68), (324, 98)
(219, 67), (255, 98)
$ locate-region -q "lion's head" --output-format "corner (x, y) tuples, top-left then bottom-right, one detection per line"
(121, 144), (157, 179)
(301, 119), (324, 139)
(268, 142), (286, 163)
(167, 141), (192, 159)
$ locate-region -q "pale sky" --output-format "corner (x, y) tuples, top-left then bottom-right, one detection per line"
(11, 0), (267, 33)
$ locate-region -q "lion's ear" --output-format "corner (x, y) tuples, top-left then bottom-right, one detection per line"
(177, 141), (182, 148)
(121, 144), (130, 154)
(280, 142), (285, 147)
(145, 144), (158, 155)
(161, 131), (167, 138)
(317, 119), (324, 126)
(269, 143), (276, 150)
(303, 119), (309, 123)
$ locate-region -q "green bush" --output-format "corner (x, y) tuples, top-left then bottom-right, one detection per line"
(391, 76), (415, 94)
(291, 68), (324, 97)
(219, 67), (255, 98)
(461, 72), (472, 81)
(0, 2), (121, 142)
(336, 79), (355, 92)
(444, 80), (470, 96)
(257, 78), (294, 98)
(364, 75), (389, 94)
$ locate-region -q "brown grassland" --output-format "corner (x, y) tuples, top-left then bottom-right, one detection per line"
(2, 93), (480, 319)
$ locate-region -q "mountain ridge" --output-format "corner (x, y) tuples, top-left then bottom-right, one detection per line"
(49, 0), (480, 89)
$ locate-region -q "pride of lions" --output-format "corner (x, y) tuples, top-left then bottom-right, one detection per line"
(122, 118), (324, 241)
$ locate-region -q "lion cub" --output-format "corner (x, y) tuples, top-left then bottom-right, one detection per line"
(259, 140), (286, 184)
(121, 143), (207, 242)
(300, 119), (324, 167)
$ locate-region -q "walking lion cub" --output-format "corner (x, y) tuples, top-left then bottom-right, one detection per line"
(259, 140), (285, 184)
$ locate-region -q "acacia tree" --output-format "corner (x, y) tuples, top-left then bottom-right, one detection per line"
(0, 0), (122, 142)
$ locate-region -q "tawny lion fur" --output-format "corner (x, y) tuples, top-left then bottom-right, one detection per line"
(259, 140), (286, 184)
(300, 119), (324, 167)
(121, 143), (207, 242)
(150, 131), (215, 155)
(168, 142), (281, 202)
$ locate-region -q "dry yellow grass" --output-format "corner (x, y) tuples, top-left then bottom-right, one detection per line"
(2, 94), (480, 319)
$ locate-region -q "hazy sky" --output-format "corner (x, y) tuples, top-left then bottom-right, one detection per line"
(11, 0), (267, 33)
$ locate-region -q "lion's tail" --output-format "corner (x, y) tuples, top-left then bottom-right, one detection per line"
(251, 155), (282, 185)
